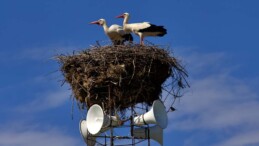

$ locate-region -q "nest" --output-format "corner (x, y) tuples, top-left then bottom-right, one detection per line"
(57, 44), (188, 112)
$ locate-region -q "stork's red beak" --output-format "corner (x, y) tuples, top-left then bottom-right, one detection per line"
(116, 14), (124, 18)
(90, 21), (100, 25)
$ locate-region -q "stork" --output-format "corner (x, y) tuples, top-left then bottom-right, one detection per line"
(90, 19), (133, 45)
(116, 12), (167, 45)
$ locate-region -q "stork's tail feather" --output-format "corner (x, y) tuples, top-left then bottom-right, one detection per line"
(113, 40), (123, 45)
(157, 26), (167, 36)
(122, 33), (133, 42)
(112, 34), (133, 45)
(139, 24), (167, 36)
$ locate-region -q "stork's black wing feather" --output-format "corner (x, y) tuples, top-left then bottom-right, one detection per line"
(139, 24), (167, 36)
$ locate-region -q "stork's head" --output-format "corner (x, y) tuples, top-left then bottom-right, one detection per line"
(116, 12), (129, 19)
(90, 19), (106, 26)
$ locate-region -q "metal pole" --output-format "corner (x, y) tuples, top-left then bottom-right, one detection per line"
(105, 135), (107, 146)
(148, 125), (150, 146)
(108, 85), (114, 146)
(146, 105), (150, 146)
(130, 106), (135, 146)
(110, 128), (114, 146)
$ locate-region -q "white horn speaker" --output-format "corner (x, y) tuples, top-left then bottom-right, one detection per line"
(79, 120), (96, 146)
(134, 100), (168, 129)
(133, 125), (164, 146)
(86, 104), (120, 135)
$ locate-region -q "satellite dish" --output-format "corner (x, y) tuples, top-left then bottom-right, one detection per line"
(133, 125), (164, 146)
(79, 120), (96, 146)
(86, 104), (121, 135)
(134, 100), (168, 129)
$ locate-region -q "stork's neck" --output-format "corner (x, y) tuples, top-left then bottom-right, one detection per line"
(102, 22), (109, 33)
(123, 16), (129, 25)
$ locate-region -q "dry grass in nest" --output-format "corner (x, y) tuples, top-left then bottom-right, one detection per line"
(57, 44), (189, 113)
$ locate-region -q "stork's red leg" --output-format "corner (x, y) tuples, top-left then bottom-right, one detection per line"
(140, 36), (144, 45)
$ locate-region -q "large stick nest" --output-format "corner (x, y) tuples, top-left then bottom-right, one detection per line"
(57, 44), (188, 112)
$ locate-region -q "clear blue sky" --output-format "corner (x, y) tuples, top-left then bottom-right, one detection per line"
(1, 0), (259, 146)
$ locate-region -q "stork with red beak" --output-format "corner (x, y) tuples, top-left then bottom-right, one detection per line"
(90, 19), (133, 45)
(116, 12), (167, 45)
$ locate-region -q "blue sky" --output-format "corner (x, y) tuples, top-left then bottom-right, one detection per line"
(1, 0), (259, 146)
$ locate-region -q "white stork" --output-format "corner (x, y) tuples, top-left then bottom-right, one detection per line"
(90, 19), (133, 45)
(116, 12), (167, 45)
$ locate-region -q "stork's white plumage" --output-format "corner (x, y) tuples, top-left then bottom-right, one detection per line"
(90, 19), (133, 45)
(116, 13), (167, 45)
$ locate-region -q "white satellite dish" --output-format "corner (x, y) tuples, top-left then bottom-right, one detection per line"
(86, 104), (121, 135)
(79, 120), (97, 146)
(134, 100), (168, 129)
(133, 125), (164, 146)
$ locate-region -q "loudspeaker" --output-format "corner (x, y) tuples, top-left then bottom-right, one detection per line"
(134, 100), (168, 129)
(86, 104), (120, 135)
(133, 125), (164, 146)
(79, 120), (96, 146)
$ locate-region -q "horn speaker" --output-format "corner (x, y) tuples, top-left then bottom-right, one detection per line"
(133, 125), (164, 146)
(86, 104), (120, 135)
(79, 120), (97, 146)
(134, 100), (168, 129)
